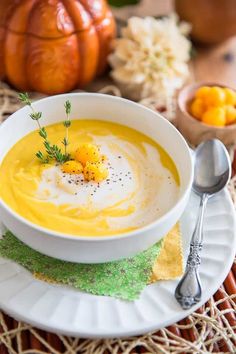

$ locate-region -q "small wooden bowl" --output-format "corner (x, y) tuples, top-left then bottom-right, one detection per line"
(177, 82), (236, 147)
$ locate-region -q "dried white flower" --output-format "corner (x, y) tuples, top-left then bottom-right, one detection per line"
(109, 14), (191, 101)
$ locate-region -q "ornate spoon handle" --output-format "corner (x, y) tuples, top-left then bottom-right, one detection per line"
(175, 193), (209, 310)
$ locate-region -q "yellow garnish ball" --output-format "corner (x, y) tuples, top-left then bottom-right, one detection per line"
(190, 98), (205, 120)
(224, 105), (236, 125)
(224, 88), (236, 106)
(84, 162), (109, 182)
(61, 160), (83, 174)
(202, 107), (226, 127)
(74, 143), (100, 166)
(205, 87), (225, 106)
(195, 86), (210, 99)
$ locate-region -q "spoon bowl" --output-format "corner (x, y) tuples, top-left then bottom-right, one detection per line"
(193, 139), (231, 195)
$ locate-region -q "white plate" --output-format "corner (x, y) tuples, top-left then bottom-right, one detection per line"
(0, 189), (235, 338)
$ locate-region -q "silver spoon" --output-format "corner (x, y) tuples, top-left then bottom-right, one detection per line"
(175, 139), (231, 310)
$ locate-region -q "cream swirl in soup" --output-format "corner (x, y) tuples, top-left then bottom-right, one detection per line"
(0, 120), (180, 236)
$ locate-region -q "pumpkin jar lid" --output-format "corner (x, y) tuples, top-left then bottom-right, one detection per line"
(0, 0), (110, 39)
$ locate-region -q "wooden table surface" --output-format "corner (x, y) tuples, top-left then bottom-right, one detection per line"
(190, 37), (236, 89)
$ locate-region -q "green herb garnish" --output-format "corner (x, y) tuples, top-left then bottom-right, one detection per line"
(62, 100), (71, 160)
(18, 93), (70, 164)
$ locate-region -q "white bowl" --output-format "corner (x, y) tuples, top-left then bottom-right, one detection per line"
(0, 93), (193, 263)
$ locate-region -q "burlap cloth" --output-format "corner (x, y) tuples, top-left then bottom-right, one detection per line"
(0, 82), (235, 354)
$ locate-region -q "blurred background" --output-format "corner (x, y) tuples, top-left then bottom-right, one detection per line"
(1, 0), (236, 146)
(111, 0), (236, 88)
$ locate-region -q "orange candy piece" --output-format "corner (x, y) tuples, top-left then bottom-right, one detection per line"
(74, 143), (101, 166)
(61, 160), (83, 174)
(190, 98), (205, 120)
(224, 105), (236, 125)
(204, 87), (225, 106)
(202, 107), (226, 127)
(224, 88), (236, 106)
(84, 162), (109, 182)
(189, 85), (236, 126)
(195, 86), (210, 99)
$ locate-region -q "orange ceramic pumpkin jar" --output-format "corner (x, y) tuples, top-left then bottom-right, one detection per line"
(0, 0), (116, 94)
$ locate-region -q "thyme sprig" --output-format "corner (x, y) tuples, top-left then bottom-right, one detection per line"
(18, 93), (70, 164)
(62, 100), (71, 159)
